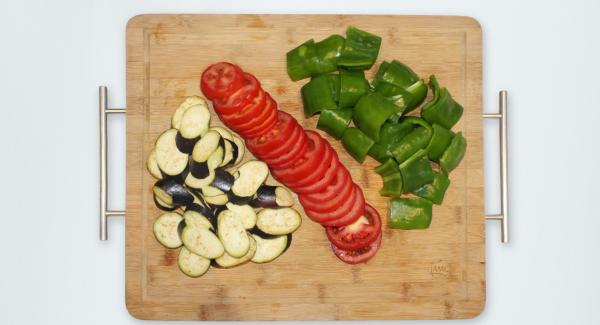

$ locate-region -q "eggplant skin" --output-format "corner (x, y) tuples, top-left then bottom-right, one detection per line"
(154, 195), (178, 211)
(175, 132), (200, 154)
(211, 168), (234, 192)
(227, 191), (253, 205)
(190, 160), (210, 179)
(154, 178), (194, 206)
(249, 226), (280, 240)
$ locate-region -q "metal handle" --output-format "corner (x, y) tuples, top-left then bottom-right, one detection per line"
(99, 86), (126, 241)
(484, 90), (509, 243)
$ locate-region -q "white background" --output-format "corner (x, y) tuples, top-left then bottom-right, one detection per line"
(1, 0), (599, 324)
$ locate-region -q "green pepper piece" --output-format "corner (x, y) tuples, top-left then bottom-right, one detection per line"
(388, 197), (433, 229)
(326, 73), (341, 103)
(286, 39), (317, 81)
(425, 124), (454, 161)
(374, 158), (399, 176)
(339, 69), (369, 108)
(353, 92), (402, 142)
(317, 108), (353, 139)
(380, 172), (403, 197)
(341, 127), (375, 163)
(301, 74), (337, 117)
(338, 26), (382, 70)
(367, 120), (416, 162)
(413, 172), (450, 205)
(400, 154), (435, 193)
(372, 61), (390, 88)
(373, 60), (428, 112)
(439, 132), (467, 174)
(420, 75), (464, 129)
(390, 127), (432, 164)
(313, 35), (345, 75)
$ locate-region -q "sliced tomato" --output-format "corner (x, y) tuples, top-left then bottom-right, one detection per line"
(213, 73), (261, 114)
(257, 121), (303, 161)
(200, 62), (245, 100)
(293, 155), (340, 194)
(285, 142), (334, 189)
(219, 89), (267, 126)
(264, 126), (308, 169)
(239, 102), (278, 138)
(245, 111), (298, 157)
(270, 131), (325, 183)
(298, 166), (353, 211)
(230, 94), (275, 132)
(331, 231), (381, 264)
(320, 186), (365, 227)
(326, 204), (382, 250)
(304, 184), (359, 224)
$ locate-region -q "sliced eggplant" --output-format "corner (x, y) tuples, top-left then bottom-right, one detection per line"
(154, 194), (178, 211)
(155, 129), (188, 176)
(219, 139), (236, 167)
(179, 104), (211, 139)
(252, 185), (295, 208)
(181, 226), (224, 259)
(175, 132), (200, 155)
(207, 146), (224, 170)
(192, 130), (221, 163)
(201, 186), (224, 197)
(203, 193), (229, 206)
(190, 159), (210, 179)
(178, 246), (210, 277)
(231, 160), (269, 198)
(249, 226), (279, 239)
(256, 208), (302, 235)
(227, 191), (254, 205)
(231, 136), (245, 166)
(209, 126), (234, 141)
(171, 96), (208, 129)
(185, 170), (216, 189)
(153, 178), (193, 206)
(213, 234), (257, 268)
(211, 168), (235, 192)
(250, 233), (290, 264)
(183, 210), (213, 230)
(146, 149), (163, 179)
(225, 203), (257, 229)
(217, 210), (250, 258)
(153, 212), (183, 248)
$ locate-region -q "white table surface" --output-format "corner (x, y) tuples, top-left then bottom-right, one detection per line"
(1, 0), (599, 324)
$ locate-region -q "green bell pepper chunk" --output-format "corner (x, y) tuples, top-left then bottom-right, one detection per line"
(313, 35), (345, 75)
(399, 153), (435, 193)
(440, 132), (467, 174)
(425, 123), (454, 161)
(413, 172), (450, 205)
(388, 197), (433, 229)
(286, 39), (317, 81)
(373, 60), (428, 112)
(326, 73), (341, 103)
(389, 125), (432, 164)
(301, 74), (338, 117)
(420, 75), (464, 129)
(368, 143), (390, 163)
(339, 69), (369, 108)
(338, 26), (382, 70)
(353, 92), (403, 142)
(368, 120), (417, 162)
(317, 108), (353, 139)
(380, 172), (403, 197)
(341, 127), (375, 163)
(374, 158), (399, 176)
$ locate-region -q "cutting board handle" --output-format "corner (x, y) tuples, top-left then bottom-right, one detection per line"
(484, 91), (510, 243)
(98, 86), (126, 241)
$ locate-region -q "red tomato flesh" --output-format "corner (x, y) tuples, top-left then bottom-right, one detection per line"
(293, 154), (340, 194)
(219, 89), (267, 126)
(320, 185), (365, 227)
(331, 231), (381, 264)
(326, 203), (382, 250)
(245, 111), (297, 156)
(213, 73), (261, 113)
(304, 184), (360, 224)
(270, 131), (325, 183)
(298, 165), (353, 211)
(200, 62), (245, 100)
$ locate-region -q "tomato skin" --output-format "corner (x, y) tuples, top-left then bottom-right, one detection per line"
(304, 184), (360, 224)
(286, 142), (334, 189)
(264, 127), (308, 169)
(230, 94), (275, 133)
(219, 89), (267, 126)
(331, 231), (381, 264)
(293, 154), (340, 194)
(200, 62), (245, 100)
(298, 166), (352, 211)
(239, 103), (278, 138)
(320, 186), (365, 227)
(257, 121), (303, 161)
(245, 111), (297, 157)
(213, 73), (261, 113)
(270, 131), (325, 183)
(326, 204), (382, 250)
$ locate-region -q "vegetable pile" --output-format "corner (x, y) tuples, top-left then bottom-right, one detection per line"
(287, 26), (467, 230)
(201, 62), (383, 264)
(147, 96), (302, 277)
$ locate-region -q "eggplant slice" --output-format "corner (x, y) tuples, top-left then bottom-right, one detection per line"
(256, 208), (302, 235)
(192, 130), (221, 163)
(155, 129), (189, 176)
(178, 246), (211, 277)
(252, 185), (295, 208)
(225, 203), (257, 229)
(181, 226), (224, 259)
(153, 212), (184, 248)
(217, 210), (250, 258)
(209, 126), (234, 141)
(183, 210), (213, 230)
(171, 96), (208, 129)
(250, 233), (290, 264)
(211, 168), (235, 192)
(231, 160), (269, 198)
(203, 193), (229, 206)
(175, 132), (200, 155)
(201, 186), (224, 197)
(154, 194), (178, 211)
(207, 146), (224, 170)
(213, 234), (257, 268)
(231, 136), (245, 165)
(179, 104), (211, 139)
(185, 170), (216, 189)
(146, 149), (163, 179)
(153, 178), (194, 206)
(219, 139), (236, 167)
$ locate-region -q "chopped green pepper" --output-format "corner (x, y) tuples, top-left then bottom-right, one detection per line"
(373, 60), (428, 112)
(286, 39), (317, 81)
(301, 74), (338, 117)
(353, 92), (403, 142)
(326, 73), (341, 103)
(338, 26), (382, 70)
(380, 172), (403, 197)
(374, 158), (399, 176)
(439, 132), (467, 174)
(368, 121), (416, 162)
(389, 124), (432, 164)
(339, 69), (369, 108)
(317, 108), (353, 139)
(425, 123), (454, 161)
(420, 75), (464, 129)
(388, 197), (433, 229)
(313, 35), (345, 75)
(286, 36), (345, 81)
(341, 127), (375, 163)
(413, 172), (450, 205)
(400, 153), (435, 193)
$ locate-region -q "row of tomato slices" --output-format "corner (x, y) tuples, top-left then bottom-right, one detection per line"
(200, 62), (382, 264)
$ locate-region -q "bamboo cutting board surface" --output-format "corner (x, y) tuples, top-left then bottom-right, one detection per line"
(125, 14), (484, 320)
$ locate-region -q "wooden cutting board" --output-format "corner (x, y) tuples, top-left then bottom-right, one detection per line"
(125, 14), (484, 320)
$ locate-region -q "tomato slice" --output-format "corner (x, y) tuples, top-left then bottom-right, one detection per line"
(270, 131), (325, 183)
(219, 89), (267, 126)
(213, 73), (261, 113)
(293, 154), (340, 194)
(285, 142), (334, 189)
(239, 102), (278, 138)
(326, 204), (382, 250)
(298, 165), (353, 211)
(331, 231), (381, 264)
(230, 93), (274, 132)
(245, 111), (298, 157)
(256, 121), (303, 160)
(200, 62), (245, 100)
(304, 184), (360, 224)
(320, 186), (365, 227)
(264, 126), (308, 169)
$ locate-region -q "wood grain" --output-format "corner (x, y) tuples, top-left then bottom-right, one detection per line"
(126, 14), (484, 320)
